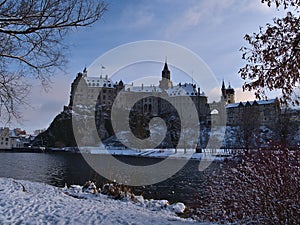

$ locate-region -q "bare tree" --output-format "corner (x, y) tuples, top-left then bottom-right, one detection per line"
(0, 0), (107, 120)
(239, 0), (300, 105)
(200, 149), (300, 224)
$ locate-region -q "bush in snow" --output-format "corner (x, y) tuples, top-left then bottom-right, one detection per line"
(82, 181), (99, 194)
(203, 149), (300, 224)
(101, 182), (134, 200)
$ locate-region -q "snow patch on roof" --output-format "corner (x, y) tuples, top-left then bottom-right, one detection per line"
(84, 76), (114, 88)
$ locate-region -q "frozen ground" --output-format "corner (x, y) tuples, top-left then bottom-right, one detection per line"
(0, 178), (213, 225)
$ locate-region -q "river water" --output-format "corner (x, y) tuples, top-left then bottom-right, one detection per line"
(0, 152), (221, 207)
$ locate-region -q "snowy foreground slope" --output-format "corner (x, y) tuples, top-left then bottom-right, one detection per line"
(0, 178), (212, 225)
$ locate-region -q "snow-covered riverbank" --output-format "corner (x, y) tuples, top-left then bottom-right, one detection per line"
(0, 178), (213, 224)
(55, 147), (232, 160)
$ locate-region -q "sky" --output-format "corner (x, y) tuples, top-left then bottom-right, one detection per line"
(17, 0), (285, 133)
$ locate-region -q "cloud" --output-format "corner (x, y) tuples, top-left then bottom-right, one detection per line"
(239, 0), (276, 14)
(119, 5), (154, 29)
(163, 0), (280, 39)
(235, 88), (256, 102)
(164, 0), (236, 38)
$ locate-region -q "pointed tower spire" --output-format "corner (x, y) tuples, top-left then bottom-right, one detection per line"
(159, 58), (172, 89)
(162, 58), (170, 80)
(83, 67), (87, 77)
(221, 79), (226, 100)
(222, 79), (225, 90)
(228, 81), (232, 89)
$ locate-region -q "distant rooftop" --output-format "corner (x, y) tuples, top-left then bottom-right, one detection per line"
(226, 99), (278, 109)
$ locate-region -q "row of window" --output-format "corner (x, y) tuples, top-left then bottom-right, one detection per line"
(88, 83), (114, 87)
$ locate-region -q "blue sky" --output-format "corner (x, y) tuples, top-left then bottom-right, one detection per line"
(20, 0), (284, 133)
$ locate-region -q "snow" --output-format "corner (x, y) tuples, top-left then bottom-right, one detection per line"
(125, 84), (162, 93)
(171, 203), (186, 214)
(0, 178), (212, 224)
(77, 148), (231, 160)
(85, 76), (114, 88)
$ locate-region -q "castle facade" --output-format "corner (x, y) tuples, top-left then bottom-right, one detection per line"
(68, 63), (281, 131)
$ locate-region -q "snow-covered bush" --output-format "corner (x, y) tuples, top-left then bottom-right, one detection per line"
(203, 149), (300, 224)
(101, 182), (133, 200)
(63, 180), (187, 217)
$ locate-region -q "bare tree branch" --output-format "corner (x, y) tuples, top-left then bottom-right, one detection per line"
(239, 0), (300, 106)
(0, 0), (107, 121)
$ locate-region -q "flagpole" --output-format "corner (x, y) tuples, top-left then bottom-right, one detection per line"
(101, 64), (106, 77)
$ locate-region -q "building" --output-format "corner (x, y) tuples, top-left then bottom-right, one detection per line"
(67, 61), (283, 146)
(221, 80), (235, 104)
(208, 80), (234, 126)
(69, 67), (124, 108)
(0, 127), (26, 149)
(68, 62), (211, 126)
(226, 99), (281, 128)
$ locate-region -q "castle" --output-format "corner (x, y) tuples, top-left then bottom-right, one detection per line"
(69, 62), (211, 127)
(68, 62), (281, 131)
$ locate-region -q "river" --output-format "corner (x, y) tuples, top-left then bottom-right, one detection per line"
(0, 152), (221, 208)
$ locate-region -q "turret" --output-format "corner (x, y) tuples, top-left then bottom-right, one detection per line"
(159, 59), (173, 89)
(83, 67), (87, 77)
(162, 62), (170, 80)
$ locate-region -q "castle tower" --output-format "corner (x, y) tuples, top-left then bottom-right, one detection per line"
(221, 80), (235, 105)
(159, 60), (173, 89)
(162, 62), (170, 80)
(83, 67), (87, 77)
(226, 82), (235, 104)
(221, 80), (226, 100)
